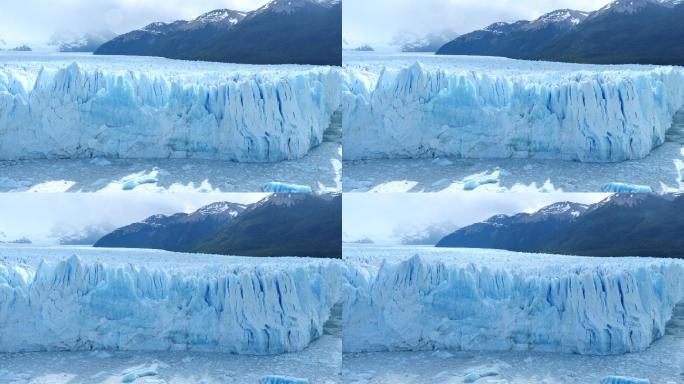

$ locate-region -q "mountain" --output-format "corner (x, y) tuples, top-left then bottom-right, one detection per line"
(51, 224), (117, 246)
(195, 193), (342, 258)
(392, 29), (459, 53)
(437, 0), (684, 66)
(7, 237), (32, 244)
(437, 9), (589, 59)
(95, 0), (342, 66)
(48, 30), (117, 52)
(94, 202), (247, 252)
(96, 194), (342, 258)
(537, 0), (684, 65)
(396, 222), (459, 246)
(345, 237), (375, 244)
(437, 194), (684, 258)
(437, 202), (588, 251)
(351, 45), (375, 52)
(9, 45), (32, 52)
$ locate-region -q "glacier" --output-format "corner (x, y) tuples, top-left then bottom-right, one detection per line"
(0, 53), (341, 162)
(0, 246), (341, 354)
(342, 246), (684, 355)
(342, 52), (684, 162)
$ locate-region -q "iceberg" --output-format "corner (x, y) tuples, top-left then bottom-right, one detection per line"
(261, 181), (314, 193)
(601, 182), (653, 193)
(342, 53), (684, 162)
(0, 246), (341, 354)
(342, 246), (684, 355)
(0, 53), (341, 162)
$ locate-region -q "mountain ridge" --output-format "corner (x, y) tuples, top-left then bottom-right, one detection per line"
(437, 0), (684, 66)
(95, 0), (341, 65)
(437, 194), (684, 258)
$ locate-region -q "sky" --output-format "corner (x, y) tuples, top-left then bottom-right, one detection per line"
(343, 193), (608, 244)
(0, 193), (266, 245)
(343, 0), (613, 50)
(0, 0), (270, 48)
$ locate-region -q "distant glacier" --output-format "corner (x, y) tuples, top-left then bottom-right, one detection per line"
(342, 246), (684, 355)
(0, 246), (341, 354)
(0, 53), (341, 162)
(342, 53), (684, 162)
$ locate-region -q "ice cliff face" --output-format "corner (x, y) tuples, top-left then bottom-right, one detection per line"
(0, 54), (341, 162)
(0, 248), (341, 354)
(342, 53), (684, 162)
(342, 247), (684, 355)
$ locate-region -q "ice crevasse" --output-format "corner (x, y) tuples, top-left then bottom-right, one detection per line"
(342, 247), (684, 355)
(0, 251), (342, 354)
(342, 54), (684, 162)
(0, 55), (342, 162)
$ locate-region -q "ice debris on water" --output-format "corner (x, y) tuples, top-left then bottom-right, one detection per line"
(122, 365), (159, 383)
(463, 367), (500, 383)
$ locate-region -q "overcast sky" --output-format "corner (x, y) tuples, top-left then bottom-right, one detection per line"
(0, 193), (266, 245)
(343, 0), (613, 50)
(343, 193), (607, 244)
(0, 0), (269, 48)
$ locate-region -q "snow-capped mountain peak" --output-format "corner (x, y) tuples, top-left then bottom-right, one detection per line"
(254, 0), (339, 15)
(597, 0), (681, 15)
(141, 21), (186, 34)
(195, 201), (246, 217)
(192, 9), (247, 25)
(529, 9), (589, 28)
(482, 20), (529, 34)
(535, 201), (589, 218)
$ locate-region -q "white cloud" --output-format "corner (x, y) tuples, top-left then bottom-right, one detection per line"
(0, 0), (270, 47)
(343, 192), (608, 244)
(343, 0), (613, 50)
(0, 193), (266, 245)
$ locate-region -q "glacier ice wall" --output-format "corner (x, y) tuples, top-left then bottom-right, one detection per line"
(0, 255), (341, 354)
(342, 249), (684, 355)
(342, 56), (684, 162)
(0, 56), (341, 162)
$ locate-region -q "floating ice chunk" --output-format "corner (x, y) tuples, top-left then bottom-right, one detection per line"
(463, 170), (500, 190)
(259, 375), (310, 384)
(262, 181), (313, 193)
(26, 180), (75, 192)
(122, 364), (159, 383)
(601, 182), (653, 193)
(120, 170), (159, 190)
(600, 376), (650, 384)
(463, 367), (499, 383)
